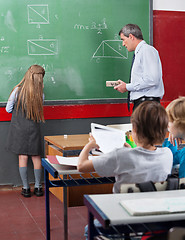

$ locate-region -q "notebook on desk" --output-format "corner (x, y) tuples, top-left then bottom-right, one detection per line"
(120, 196), (185, 216)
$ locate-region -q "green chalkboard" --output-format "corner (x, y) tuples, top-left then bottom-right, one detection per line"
(0, 0), (152, 102)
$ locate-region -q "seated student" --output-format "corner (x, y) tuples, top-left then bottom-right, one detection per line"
(163, 97), (185, 178)
(78, 101), (173, 194)
(78, 101), (173, 240)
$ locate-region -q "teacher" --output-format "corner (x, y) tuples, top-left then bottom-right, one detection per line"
(114, 24), (164, 111)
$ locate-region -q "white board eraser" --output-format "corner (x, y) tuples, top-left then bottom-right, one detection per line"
(106, 81), (119, 87)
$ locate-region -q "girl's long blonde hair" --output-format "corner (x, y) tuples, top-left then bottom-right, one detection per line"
(11, 65), (45, 122)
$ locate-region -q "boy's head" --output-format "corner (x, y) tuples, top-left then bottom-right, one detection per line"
(131, 101), (168, 146)
(166, 97), (185, 138)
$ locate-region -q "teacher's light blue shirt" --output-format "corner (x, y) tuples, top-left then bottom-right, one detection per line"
(126, 40), (164, 101)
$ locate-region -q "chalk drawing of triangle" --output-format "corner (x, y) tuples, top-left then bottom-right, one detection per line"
(92, 40), (128, 59)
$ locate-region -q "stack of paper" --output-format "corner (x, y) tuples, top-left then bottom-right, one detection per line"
(120, 197), (185, 216)
(107, 123), (132, 132)
(91, 123), (125, 154)
(47, 155), (98, 166)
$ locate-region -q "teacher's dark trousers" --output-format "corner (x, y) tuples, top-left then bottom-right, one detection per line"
(132, 96), (160, 112)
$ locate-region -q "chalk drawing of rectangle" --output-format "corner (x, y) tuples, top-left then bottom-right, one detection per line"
(27, 4), (49, 24)
(27, 39), (58, 55)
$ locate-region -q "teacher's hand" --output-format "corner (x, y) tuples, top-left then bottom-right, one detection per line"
(114, 80), (127, 93)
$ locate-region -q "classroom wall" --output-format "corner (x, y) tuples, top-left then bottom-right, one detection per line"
(0, 0), (185, 186)
(0, 117), (130, 186)
(153, 0), (185, 101)
(153, 0), (185, 11)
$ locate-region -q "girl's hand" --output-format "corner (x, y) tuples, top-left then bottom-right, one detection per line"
(168, 133), (175, 146)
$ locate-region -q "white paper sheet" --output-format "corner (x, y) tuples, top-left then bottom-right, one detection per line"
(107, 123), (132, 132)
(120, 196), (185, 216)
(56, 155), (98, 166)
(91, 123), (125, 154)
(56, 156), (79, 166)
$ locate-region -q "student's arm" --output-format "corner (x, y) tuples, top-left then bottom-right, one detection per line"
(162, 137), (181, 165)
(77, 134), (99, 173)
(178, 150), (185, 178)
(6, 87), (18, 113)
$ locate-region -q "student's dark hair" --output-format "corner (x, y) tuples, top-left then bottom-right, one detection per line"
(131, 101), (168, 146)
(119, 24), (143, 40)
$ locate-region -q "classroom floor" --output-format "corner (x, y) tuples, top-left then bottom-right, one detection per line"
(0, 185), (88, 240)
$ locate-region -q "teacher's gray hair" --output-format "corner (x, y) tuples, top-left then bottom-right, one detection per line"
(119, 24), (143, 40)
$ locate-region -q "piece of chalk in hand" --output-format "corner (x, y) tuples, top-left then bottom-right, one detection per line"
(106, 81), (119, 87)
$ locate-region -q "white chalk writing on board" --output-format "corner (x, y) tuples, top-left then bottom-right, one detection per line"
(1, 46), (9, 53)
(27, 39), (58, 55)
(36, 63), (56, 85)
(91, 18), (107, 34)
(74, 18), (108, 34)
(92, 40), (128, 60)
(27, 4), (49, 25)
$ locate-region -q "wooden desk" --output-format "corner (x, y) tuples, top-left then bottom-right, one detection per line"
(44, 134), (89, 156)
(44, 134), (113, 207)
